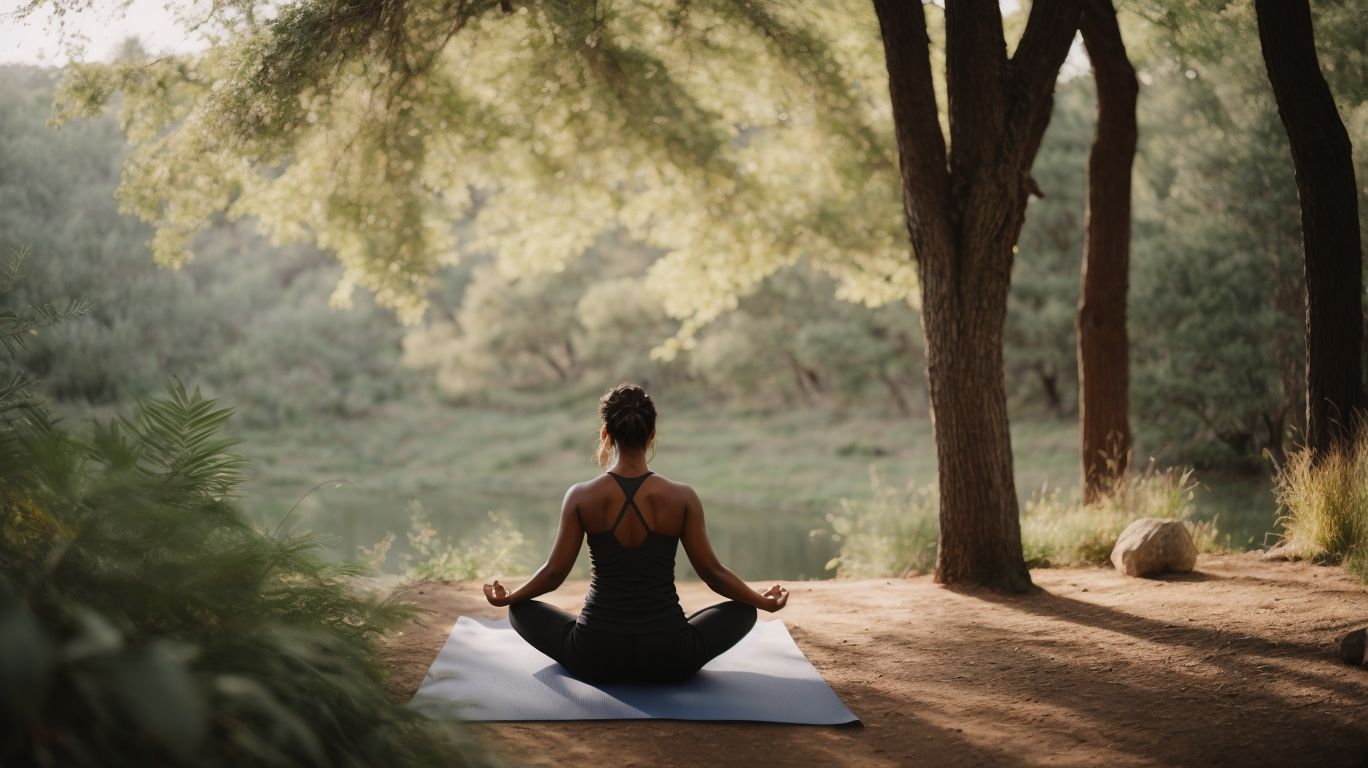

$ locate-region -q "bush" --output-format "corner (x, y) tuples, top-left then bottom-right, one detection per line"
(0, 381), (495, 767)
(1273, 429), (1368, 573)
(824, 462), (1223, 577)
(821, 470), (938, 578)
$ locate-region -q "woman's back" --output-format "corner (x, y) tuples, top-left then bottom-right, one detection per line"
(576, 471), (688, 634)
(485, 382), (786, 684)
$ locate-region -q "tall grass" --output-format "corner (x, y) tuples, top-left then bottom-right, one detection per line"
(822, 469), (938, 578)
(1273, 428), (1368, 576)
(824, 462), (1223, 578)
(362, 502), (533, 581)
(1022, 462), (1223, 565)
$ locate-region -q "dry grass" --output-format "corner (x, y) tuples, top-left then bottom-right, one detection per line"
(1273, 428), (1368, 576)
(826, 462), (1225, 578)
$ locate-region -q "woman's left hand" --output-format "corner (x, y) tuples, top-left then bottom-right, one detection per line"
(483, 579), (511, 607)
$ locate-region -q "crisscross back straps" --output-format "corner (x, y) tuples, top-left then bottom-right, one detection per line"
(607, 471), (654, 534)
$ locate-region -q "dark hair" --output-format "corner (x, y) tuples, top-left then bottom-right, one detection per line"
(595, 383), (656, 467)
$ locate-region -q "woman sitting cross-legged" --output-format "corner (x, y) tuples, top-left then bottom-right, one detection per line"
(481, 382), (789, 684)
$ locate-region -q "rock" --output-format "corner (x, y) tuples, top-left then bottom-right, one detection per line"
(1260, 542), (1300, 562)
(1340, 628), (1367, 665)
(1110, 518), (1198, 577)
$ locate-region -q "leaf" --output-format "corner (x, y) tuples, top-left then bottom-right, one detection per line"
(107, 641), (207, 759)
(0, 589), (51, 726)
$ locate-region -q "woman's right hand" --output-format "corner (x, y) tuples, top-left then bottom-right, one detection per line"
(483, 579), (511, 607)
(758, 583), (789, 612)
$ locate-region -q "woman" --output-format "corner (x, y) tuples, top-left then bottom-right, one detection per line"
(482, 383), (790, 684)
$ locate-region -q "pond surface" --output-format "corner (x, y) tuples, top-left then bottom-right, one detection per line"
(281, 470), (1279, 581)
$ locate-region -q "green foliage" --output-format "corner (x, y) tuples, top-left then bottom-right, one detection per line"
(363, 502), (534, 581)
(47, 0), (910, 342)
(1273, 427), (1368, 568)
(685, 267), (923, 412)
(824, 461), (1223, 578)
(402, 246), (676, 398)
(0, 67), (416, 423)
(1127, 20), (1307, 467)
(0, 378), (495, 766)
(821, 470), (937, 579)
(1122, 3), (1368, 467)
(0, 249), (93, 358)
(0, 261), (493, 765)
(1008, 77), (1092, 416)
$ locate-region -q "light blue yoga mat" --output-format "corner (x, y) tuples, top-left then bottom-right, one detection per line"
(409, 616), (860, 725)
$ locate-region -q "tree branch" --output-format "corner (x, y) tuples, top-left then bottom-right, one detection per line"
(871, 0), (955, 270)
(1006, 0), (1082, 171)
(944, 0), (1008, 192)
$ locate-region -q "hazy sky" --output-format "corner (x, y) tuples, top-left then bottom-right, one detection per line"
(2, 0), (1034, 66)
(3, 1), (1054, 68)
(1, 0), (208, 65)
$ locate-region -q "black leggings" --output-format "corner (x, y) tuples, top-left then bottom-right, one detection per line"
(507, 600), (758, 684)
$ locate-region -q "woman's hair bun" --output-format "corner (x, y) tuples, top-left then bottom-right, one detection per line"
(598, 383), (656, 453)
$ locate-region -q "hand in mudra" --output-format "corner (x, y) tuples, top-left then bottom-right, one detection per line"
(759, 583), (789, 612)
(483, 579), (511, 607)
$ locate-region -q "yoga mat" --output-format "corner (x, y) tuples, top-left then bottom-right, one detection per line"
(409, 616), (860, 725)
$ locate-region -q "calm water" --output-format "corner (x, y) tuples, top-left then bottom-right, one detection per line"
(285, 471), (1279, 581)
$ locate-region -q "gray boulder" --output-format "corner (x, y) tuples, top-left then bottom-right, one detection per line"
(1110, 518), (1197, 577)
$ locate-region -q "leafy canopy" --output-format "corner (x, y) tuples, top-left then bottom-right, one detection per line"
(43, 0), (915, 354)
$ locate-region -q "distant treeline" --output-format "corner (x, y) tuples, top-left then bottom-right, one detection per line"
(3, 37), (1360, 467)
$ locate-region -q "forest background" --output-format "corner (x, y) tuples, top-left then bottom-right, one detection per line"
(3, 1), (1365, 581)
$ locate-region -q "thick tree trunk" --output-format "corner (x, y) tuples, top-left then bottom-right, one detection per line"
(1077, 0), (1136, 502)
(873, 0), (1079, 592)
(1254, 0), (1365, 456)
(921, 235), (1032, 591)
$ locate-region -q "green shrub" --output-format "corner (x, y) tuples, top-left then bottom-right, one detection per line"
(824, 462), (1222, 577)
(822, 469), (938, 578)
(0, 381), (496, 767)
(1273, 429), (1368, 566)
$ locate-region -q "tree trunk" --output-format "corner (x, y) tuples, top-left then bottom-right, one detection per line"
(873, 0), (1079, 592)
(1255, 0), (1365, 457)
(921, 250), (1032, 591)
(1076, 0), (1136, 502)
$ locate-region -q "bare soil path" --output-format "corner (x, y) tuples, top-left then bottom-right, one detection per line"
(382, 554), (1368, 767)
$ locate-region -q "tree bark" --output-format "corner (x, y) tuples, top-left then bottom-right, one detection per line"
(873, 0), (1079, 592)
(1076, 0), (1136, 502)
(1254, 0), (1365, 457)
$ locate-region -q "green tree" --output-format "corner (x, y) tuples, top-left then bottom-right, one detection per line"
(0, 66), (415, 423)
(1127, 29), (1304, 466)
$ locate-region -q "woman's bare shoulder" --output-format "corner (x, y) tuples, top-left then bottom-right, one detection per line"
(646, 473), (698, 503)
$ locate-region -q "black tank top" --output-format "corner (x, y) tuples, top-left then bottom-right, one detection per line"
(575, 472), (687, 634)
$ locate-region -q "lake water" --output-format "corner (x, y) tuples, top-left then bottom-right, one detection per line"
(285, 470), (1280, 581)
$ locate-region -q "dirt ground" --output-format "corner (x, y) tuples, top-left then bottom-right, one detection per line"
(381, 553), (1368, 767)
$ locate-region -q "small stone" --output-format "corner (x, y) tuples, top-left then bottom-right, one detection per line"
(1261, 542), (1300, 561)
(1110, 518), (1198, 577)
(1339, 628), (1366, 665)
